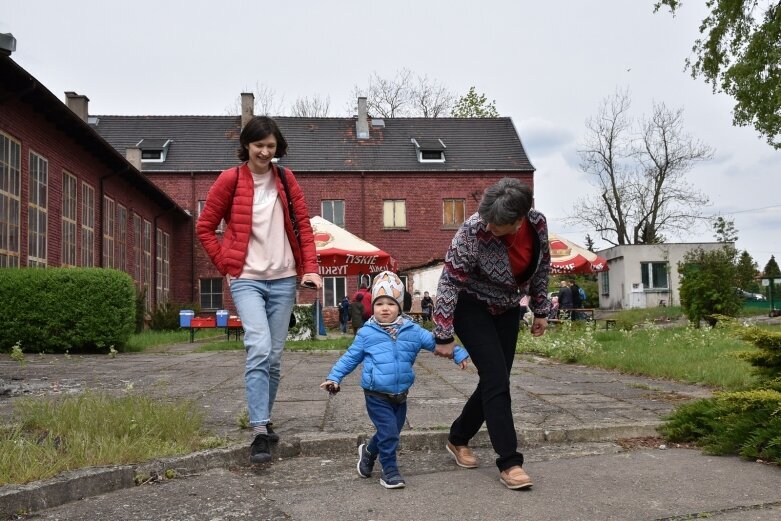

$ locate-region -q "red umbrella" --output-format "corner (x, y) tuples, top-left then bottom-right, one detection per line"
(310, 216), (397, 276)
(548, 232), (608, 274)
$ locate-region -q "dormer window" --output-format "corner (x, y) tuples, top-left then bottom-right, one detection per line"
(136, 138), (172, 163)
(411, 138), (446, 163)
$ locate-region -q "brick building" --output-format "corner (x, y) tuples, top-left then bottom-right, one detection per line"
(0, 52), (192, 311)
(91, 95), (537, 313)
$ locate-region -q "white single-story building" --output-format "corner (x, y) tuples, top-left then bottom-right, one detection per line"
(596, 242), (731, 309)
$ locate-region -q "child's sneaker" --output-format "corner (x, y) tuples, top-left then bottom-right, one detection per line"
(380, 469), (406, 489)
(356, 443), (377, 478)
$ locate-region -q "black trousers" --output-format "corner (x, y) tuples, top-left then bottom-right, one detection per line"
(449, 292), (523, 471)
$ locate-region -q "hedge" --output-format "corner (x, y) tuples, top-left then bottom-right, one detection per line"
(0, 268), (135, 353)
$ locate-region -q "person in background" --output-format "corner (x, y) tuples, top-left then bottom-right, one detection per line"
(557, 280), (574, 314)
(321, 271), (469, 489)
(420, 291), (434, 322)
(432, 177), (550, 490)
(569, 279), (584, 320)
(354, 282), (372, 322)
(339, 295), (350, 333)
(197, 116), (321, 465)
(350, 293), (366, 335)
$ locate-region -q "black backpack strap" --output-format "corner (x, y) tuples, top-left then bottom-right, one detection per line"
(276, 164), (300, 242)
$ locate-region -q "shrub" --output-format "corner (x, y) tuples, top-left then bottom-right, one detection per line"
(0, 268), (135, 353)
(678, 246), (742, 326)
(736, 326), (781, 383)
(661, 389), (781, 464)
(288, 304), (315, 340)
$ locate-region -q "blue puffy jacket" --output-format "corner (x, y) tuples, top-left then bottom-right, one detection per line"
(326, 318), (469, 395)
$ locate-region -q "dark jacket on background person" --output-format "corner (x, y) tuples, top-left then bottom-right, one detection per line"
(350, 298), (365, 330)
(570, 283), (583, 308)
(558, 285), (574, 310)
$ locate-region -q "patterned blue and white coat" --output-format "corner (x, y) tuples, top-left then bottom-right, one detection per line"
(326, 318), (469, 395)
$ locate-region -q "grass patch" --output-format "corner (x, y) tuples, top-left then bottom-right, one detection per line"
(124, 329), (222, 352)
(607, 306), (684, 325)
(518, 322), (759, 390)
(0, 392), (223, 485)
(197, 340), (245, 352)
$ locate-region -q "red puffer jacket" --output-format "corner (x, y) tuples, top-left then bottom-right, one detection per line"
(196, 163), (319, 278)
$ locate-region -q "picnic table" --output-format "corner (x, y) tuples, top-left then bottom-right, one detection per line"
(180, 311), (244, 343)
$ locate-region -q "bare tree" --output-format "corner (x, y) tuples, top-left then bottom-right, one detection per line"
(570, 90), (713, 246)
(348, 69), (456, 117)
(411, 75), (455, 117)
(290, 95), (331, 117)
(224, 82), (285, 116)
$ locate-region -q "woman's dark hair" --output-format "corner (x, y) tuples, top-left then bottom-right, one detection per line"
(237, 116), (288, 161)
(478, 177), (533, 225)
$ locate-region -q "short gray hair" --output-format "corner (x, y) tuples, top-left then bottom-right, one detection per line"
(478, 178), (533, 225)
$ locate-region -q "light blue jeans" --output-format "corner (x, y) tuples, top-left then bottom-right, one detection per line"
(230, 276), (296, 427)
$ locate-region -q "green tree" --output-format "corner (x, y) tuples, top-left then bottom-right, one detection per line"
(736, 250), (761, 292)
(451, 87), (499, 118)
(584, 233), (596, 252)
(713, 216), (739, 243)
(764, 255), (781, 277)
(655, 1), (781, 149)
(678, 246), (742, 326)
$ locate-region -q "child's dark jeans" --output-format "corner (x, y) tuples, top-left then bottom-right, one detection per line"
(364, 391), (408, 473)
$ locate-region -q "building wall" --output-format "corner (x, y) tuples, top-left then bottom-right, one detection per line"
(143, 169), (535, 312)
(0, 97), (189, 310)
(597, 243), (729, 309)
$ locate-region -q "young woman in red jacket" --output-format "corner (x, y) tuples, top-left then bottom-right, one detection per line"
(196, 116), (321, 464)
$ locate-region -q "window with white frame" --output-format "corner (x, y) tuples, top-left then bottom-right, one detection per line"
(28, 152), (48, 267)
(0, 132), (21, 267)
(641, 262), (669, 290)
(197, 200), (225, 233)
(383, 200), (406, 229)
(200, 278), (223, 309)
(156, 228), (170, 305)
(81, 183), (95, 267)
(442, 198), (465, 228)
(600, 270), (610, 295)
(102, 196), (115, 268)
(143, 219), (152, 310)
(321, 200), (345, 227)
(61, 171), (78, 267)
(323, 276), (347, 307)
(118, 204), (127, 272)
(133, 213), (142, 285)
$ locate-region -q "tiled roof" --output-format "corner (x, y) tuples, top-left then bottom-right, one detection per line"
(92, 116), (534, 173)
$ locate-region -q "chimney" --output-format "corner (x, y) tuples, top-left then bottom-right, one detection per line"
(0, 33), (16, 56)
(241, 92), (254, 129)
(125, 147), (142, 170)
(65, 92), (90, 123)
(356, 97), (369, 139)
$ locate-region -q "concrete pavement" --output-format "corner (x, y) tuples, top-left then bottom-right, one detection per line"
(2, 340), (779, 519)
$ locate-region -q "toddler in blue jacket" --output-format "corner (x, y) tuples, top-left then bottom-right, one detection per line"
(320, 271), (469, 489)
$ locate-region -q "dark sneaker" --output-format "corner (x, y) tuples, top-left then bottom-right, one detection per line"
(266, 423), (280, 443)
(356, 442), (377, 478)
(380, 469), (406, 489)
(249, 433), (271, 464)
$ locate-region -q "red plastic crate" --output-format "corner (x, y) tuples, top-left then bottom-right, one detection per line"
(227, 318), (242, 328)
(190, 317), (216, 328)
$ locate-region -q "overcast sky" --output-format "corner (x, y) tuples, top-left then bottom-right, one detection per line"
(4, 0), (779, 269)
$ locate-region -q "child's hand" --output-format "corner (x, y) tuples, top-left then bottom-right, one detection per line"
(457, 359), (469, 370)
(320, 380), (340, 394)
